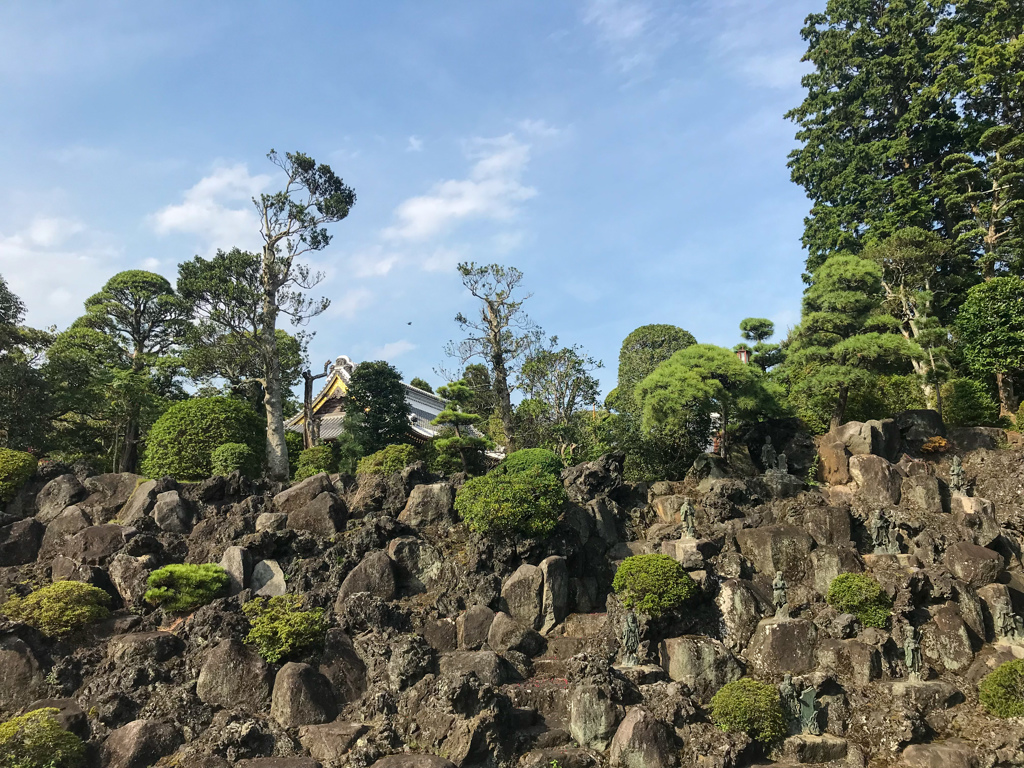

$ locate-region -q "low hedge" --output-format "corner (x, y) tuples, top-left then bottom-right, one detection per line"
(979, 658), (1024, 718)
(0, 707), (85, 768)
(356, 444), (416, 476)
(612, 554), (698, 617)
(294, 445), (336, 481)
(455, 465), (566, 538)
(493, 448), (564, 478)
(211, 442), (259, 478)
(243, 594), (328, 663)
(0, 448), (37, 502)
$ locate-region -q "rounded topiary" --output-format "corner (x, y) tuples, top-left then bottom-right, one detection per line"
(1, 581), (111, 637)
(243, 594), (328, 663)
(455, 465), (567, 538)
(493, 448), (564, 478)
(0, 707), (85, 768)
(612, 554), (698, 617)
(144, 563), (230, 612)
(356, 444), (417, 476)
(826, 573), (891, 628)
(294, 445), (336, 481)
(211, 442), (259, 478)
(0, 448), (37, 502)
(979, 659), (1024, 718)
(710, 678), (787, 745)
(142, 397), (263, 481)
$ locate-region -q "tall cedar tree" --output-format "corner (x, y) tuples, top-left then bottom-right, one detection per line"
(431, 380), (490, 474)
(341, 361), (411, 455)
(955, 276), (1024, 416)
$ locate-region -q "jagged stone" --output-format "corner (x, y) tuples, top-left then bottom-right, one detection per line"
(298, 722), (367, 765)
(219, 545), (253, 595)
(569, 683), (620, 751)
(423, 617), (457, 651)
(0, 636), (45, 711)
(540, 555), (569, 633)
(746, 618), (818, 677)
(458, 605), (495, 650)
(902, 475), (945, 513)
(287, 491), (346, 536)
(108, 553), (153, 607)
(398, 481), (455, 527)
(370, 756), (456, 768)
(153, 490), (192, 533)
(809, 545), (863, 596)
(735, 525), (814, 583)
(274, 473), (334, 515)
(783, 734), (848, 763)
(251, 559), (287, 597)
(951, 496), (1001, 548)
(79, 473), (144, 523)
(900, 740), (975, 768)
(609, 706), (676, 768)
(387, 536), (442, 592)
(100, 719), (182, 768)
(236, 759), (321, 768)
(659, 636), (742, 703)
(502, 563), (544, 630)
(716, 579), (764, 652)
(816, 639), (881, 686)
(107, 632), (184, 664)
(319, 628), (367, 704)
(945, 542), (1003, 587)
(922, 604), (975, 672)
(488, 611), (544, 656)
(39, 505), (89, 560)
(256, 512), (288, 532)
(585, 497), (620, 544)
(61, 524), (128, 565)
(440, 650), (508, 686)
(336, 550), (396, 604)
(803, 504), (852, 547)
(118, 479), (157, 525)
(0, 518), (43, 565)
(270, 662), (338, 728)
(35, 473), (86, 523)
(849, 454), (902, 505)
(197, 638), (273, 712)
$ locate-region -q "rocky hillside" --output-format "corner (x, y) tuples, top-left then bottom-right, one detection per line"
(1, 412), (1023, 768)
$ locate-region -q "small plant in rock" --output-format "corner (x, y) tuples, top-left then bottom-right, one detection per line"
(1, 581), (111, 637)
(980, 659), (1024, 718)
(455, 465), (567, 538)
(920, 436), (949, 454)
(242, 594), (328, 663)
(144, 563), (230, 612)
(0, 707), (85, 768)
(294, 445), (336, 481)
(211, 442), (259, 478)
(356, 444), (416, 476)
(826, 573), (891, 628)
(0, 448), (37, 502)
(612, 554), (698, 618)
(710, 678), (787, 745)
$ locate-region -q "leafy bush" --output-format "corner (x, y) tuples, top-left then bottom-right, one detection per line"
(943, 378), (999, 427)
(294, 445), (336, 481)
(0, 708), (85, 768)
(1, 581), (111, 637)
(243, 594), (328, 663)
(211, 442), (259, 478)
(144, 563), (229, 612)
(612, 554), (698, 617)
(826, 573), (891, 628)
(356, 444), (416, 476)
(285, 430), (304, 477)
(710, 678), (787, 745)
(979, 658), (1024, 718)
(142, 397), (264, 480)
(0, 448), (37, 502)
(455, 465), (566, 538)
(493, 448), (564, 478)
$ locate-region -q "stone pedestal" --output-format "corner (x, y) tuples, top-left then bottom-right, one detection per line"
(783, 734), (848, 764)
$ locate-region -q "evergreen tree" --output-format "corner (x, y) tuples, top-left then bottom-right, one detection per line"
(955, 276), (1024, 416)
(430, 380), (491, 474)
(409, 377), (433, 393)
(737, 318), (783, 371)
(0, 276), (51, 451)
(341, 361), (411, 454)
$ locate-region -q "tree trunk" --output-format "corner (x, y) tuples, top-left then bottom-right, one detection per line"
(996, 372), (1018, 419)
(118, 417), (139, 473)
(489, 348), (516, 453)
(830, 384), (849, 432)
(302, 371), (316, 450)
(262, 252), (290, 482)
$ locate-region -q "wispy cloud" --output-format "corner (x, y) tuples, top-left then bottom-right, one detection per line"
(372, 339), (416, 359)
(518, 119), (564, 138)
(582, 0), (675, 77)
(327, 287), (375, 319)
(406, 136), (424, 152)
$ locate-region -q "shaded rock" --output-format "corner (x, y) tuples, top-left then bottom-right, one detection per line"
(236, 760), (321, 768)
(803, 504), (852, 548)
(220, 545), (253, 596)
(950, 427), (1004, 453)
(783, 734), (848, 764)
(809, 545), (863, 596)
(252, 559), (287, 597)
(609, 706), (676, 768)
(0, 636), (45, 711)
(197, 638), (274, 712)
(902, 475), (945, 514)
(945, 542), (1002, 587)
(488, 611), (544, 656)
(319, 628), (367, 704)
(118, 479), (157, 525)
(423, 618), (458, 652)
(746, 618), (818, 678)
(0, 518), (43, 566)
(952, 496), (1001, 548)
(387, 536), (442, 593)
(569, 683), (620, 751)
(836, 419), (898, 459)
(274, 473), (334, 516)
(735, 525), (814, 583)
(100, 719), (182, 768)
(336, 550), (396, 605)
(61, 524), (128, 565)
(818, 433), (850, 486)
(816, 639), (881, 686)
(651, 495), (693, 525)
(25, 698), (88, 738)
(501, 563), (544, 630)
(107, 632), (184, 664)
(900, 740), (975, 768)
(298, 722), (367, 766)
(288, 491), (346, 536)
(35, 474), (86, 523)
(39, 506), (89, 560)
(153, 490), (191, 533)
(439, 650), (508, 686)
(922, 604), (975, 673)
(849, 455), (901, 505)
(270, 662), (338, 728)
(79, 473), (143, 523)
(256, 512), (288, 532)
(659, 636), (741, 703)
(585, 497), (620, 544)
(369, 756), (457, 768)
(458, 605), (495, 651)
(561, 453), (625, 506)
(540, 555), (569, 633)
(398, 482), (455, 527)
(896, 409), (946, 453)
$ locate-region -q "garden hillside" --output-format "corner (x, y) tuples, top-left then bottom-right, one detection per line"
(1, 411), (1024, 767)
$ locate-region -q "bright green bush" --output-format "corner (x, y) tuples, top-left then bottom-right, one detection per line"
(826, 573), (891, 628)
(243, 594), (328, 663)
(144, 563), (229, 612)
(1, 581), (111, 637)
(612, 554), (698, 617)
(943, 378), (1000, 427)
(294, 445), (335, 481)
(285, 431), (304, 477)
(211, 442), (259, 478)
(493, 448), (564, 478)
(455, 465), (566, 538)
(0, 449), (37, 502)
(142, 397), (263, 480)
(356, 443), (416, 476)
(710, 678), (787, 745)
(0, 708), (85, 768)
(979, 659), (1024, 718)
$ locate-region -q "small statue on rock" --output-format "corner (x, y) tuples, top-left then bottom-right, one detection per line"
(680, 499), (698, 539)
(871, 508), (899, 555)
(798, 684), (821, 735)
(773, 570), (789, 619)
(993, 602), (1024, 643)
(777, 452), (788, 474)
(778, 673), (800, 735)
(950, 454), (966, 494)
(761, 437), (777, 474)
(621, 609), (640, 667)
(904, 625), (923, 681)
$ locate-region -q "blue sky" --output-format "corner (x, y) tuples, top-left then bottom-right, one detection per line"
(0, 0), (818, 396)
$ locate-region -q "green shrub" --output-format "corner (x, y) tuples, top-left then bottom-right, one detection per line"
(356, 443), (416, 476)
(1, 581), (111, 637)
(455, 465), (566, 538)
(612, 554), (698, 617)
(142, 397), (263, 480)
(144, 563), (230, 612)
(211, 442), (259, 478)
(979, 658), (1024, 718)
(0, 708), (85, 768)
(242, 594), (328, 663)
(493, 448), (564, 478)
(0, 449), (37, 502)
(294, 445), (336, 481)
(826, 573), (891, 628)
(285, 430), (304, 477)
(943, 378), (1000, 427)
(710, 678), (787, 745)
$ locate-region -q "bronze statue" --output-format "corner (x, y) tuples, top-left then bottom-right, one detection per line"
(761, 437), (777, 473)
(621, 610), (640, 667)
(950, 455), (966, 494)
(904, 625), (922, 681)
(773, 571), (789, 618)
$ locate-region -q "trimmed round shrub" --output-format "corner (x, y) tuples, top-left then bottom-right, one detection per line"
(294, 445), (335, 481)
(943, 378), (999, 427)
(612, 554), (698, 617)
(142, 397), (263, 480)
(710, 678), (787, 745)
(243, 594), (328, 663)
(979, 658), (1024, 718)
(144, 563), (230, 612)
(455, 465), (566, 538)
(356, 444), (416, 476)
(211, 442), (259, 478)
(493, 448), (564, 478)
(0, 707), (85, 768)
(0, 448), (37, 502)
(826, 573), (891, 628)
(1, 581), (111, 637)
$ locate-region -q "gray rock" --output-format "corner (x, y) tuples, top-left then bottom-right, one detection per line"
(902, 475), (945, 513)
(809, 546), (863, 596)
(487, 611), (544, 656)
(369, 756), (456, 768)
(900, 741), (975, 768)
(423, 618), (458, 652)
(61, 524), (128, 565)
(118, 479), (157, 525)
(107, 632), (184, 664)
(735, 524), (814, 584)
(0, 518), (43, 566)
(251, 559), (287, 597)
(945, 542), (1003, 587)
(220, 546), (253, 595)
(256, 512), (288, 532)
(783, 735), (848, 764)
(35, 474), (86, 523)
(816, 640), (881, 686)
(79, 473), (143, 523)
(287, 491), (346, 536)
(236, 759), (322, 768)
(108, 553), (153, 607)
(336, 550), (395, 604)
(922, 604), (975, 673)
(197, 638), (274, 712)
(298, 722), (367, 765)
(100, 719), (182, 768)
(659, 636), (742, 703)
(0, 636), (45, 711)
(153, 490), (191, 533)
(585, 497), (620, 544)
(38, 505), (89, 560)
(24, 698), (88, 738)
(539, 556), (569, 633)
(270, 662), (338, 728)
(457, 605), (495, 650)
(387, 536), (442, 593)
(398, 482), (455, 527)
(609, 706), (677, 768)
(746, 618), (818, 677)
(274, 473), (334, 515)
(569, 683), (620, 751)
(716, 579), (764, 653)
(501, 563), (544, 630)
(439, 650), (508, 686)
(319, 628), (367, 704)
(849, 455), (902, 505)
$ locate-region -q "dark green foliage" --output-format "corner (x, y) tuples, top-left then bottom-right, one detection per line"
(211, 442), (259, 478)
(342, 361), (412, 454)
(242, 594), (327, 663)
(0, 707), (85, 768)
(2, 581), (111, 637)
(955, 276), (1024, 414)
(979, 659), (1024, 718)
(826, 573), (891, 628)
(616, 325), (697, 410)
(455, 466), (566, 538)
(144, 563), (229, 612)
(612, 554), (698, 617)
(0, 276), (53, 454)
(494, 448), (563, 478)
(846, 375), (927, 424)
(710, 679), (787, 745)
(739, 318), (783, 371)
(356, 444), (416, 476)
(0, 449), (36, 502)
(431, 380), (491, 474)
(285, 430), (304, 476)
(294, 445), (335, 480)
(409, 377), (433, 393)
(142, 397), (264, 480)
(943, 379), (1000, 427)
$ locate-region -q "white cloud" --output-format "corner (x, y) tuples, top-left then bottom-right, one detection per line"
(348, 246), (402, 278)
(327, 287), (374, 320)
(419, 247), (464, 273)
(372, 339), (416, 359)
(518, 119), (563, 138)
(150, 164), (272, 253)
(406, 136), (424, 152)
(584, 0), (652, 44)
(582, 0), (674, 76)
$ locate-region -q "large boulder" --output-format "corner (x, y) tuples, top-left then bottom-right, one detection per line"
(735, 525), (814, 583)
(561, 453), (625, 506)
(108, 553), (154, 607)
(298, 722), (367, 766)
(274, 473), (334, 516)
(716, 579), (765, 653)
(501, 564), (545, 630)
(153, 490), (192, 533)
(79, 473), (143, 523)
(569, 683), (620, 751)
(38, 506), (90, 560)
(219, 546), (253, 596)
(816, 640), (881, 686)
(487, 611), (544, 656)
(808, 546), (863, 596)
(270, 662), (338, 728)
(609, 706), (677, 768)
(319, 628), (367, 704)
(902, 475), (945, 514)
(803, 504), (852, 548)
(197, 639), (274, 712)
(35, 474), (87, 523)
(439, 650), (509, 687)
(659, 636), (742, 703)
(118, 479), (157, 525)
(100, 719), (182, 768)
(457, 605), (495, 651)
(107, 632), (184, 665)
(369, 757), (457, 768)
(896, 409), (946, 453)
(236, 760), (321, 768)
(336, 551), (396, 605)
(836, 419), (898, 460)
(922, 604), (975, 673)
(398, 482), (455, 527)
(0, 636), (46, 712)
(387, 536), (442, 593)
(849, 455), (902, 505)
(539, 555), (569, 633)
(900, 741), (975, 768)
(0, 518), (43, 566)
(287, 492), (347, 536)
(746, 618), (818, 678)
(952, 496), (1001, 548)
(251, 559), (287, 597)
(945, 542), (1003, 588)
(61, 524), (129, 565)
